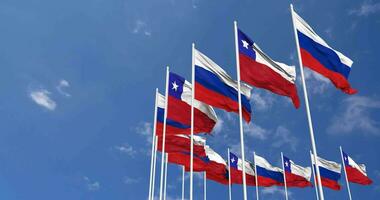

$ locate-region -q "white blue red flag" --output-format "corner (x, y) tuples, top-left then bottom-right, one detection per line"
(167, 72), (218, 134)
(293, 10), (357, 94)
(194, 48), (252, 122)
(311, 153), (342, 190)
(254, 154), (284, 187)
(283, 155), (312, 187)
(229, 152), (256, 185)
(237, 29), (300, 108)
(342, 150), (373, 185)
(205, 146), (229, 185)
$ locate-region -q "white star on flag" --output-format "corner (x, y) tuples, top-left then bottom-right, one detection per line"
(231, 157), (235, 163)
(241, 40), (249, 49)
(172, 81), (179, 91)
(285, 161), (289, 167)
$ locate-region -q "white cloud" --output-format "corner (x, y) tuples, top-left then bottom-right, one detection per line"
(212, 118), (224, 135)
(328, 96), (380, 135)
(136, 122), (153, 143)
(261, 187), (292, 198)
(114, 143), (137, 157)
(303, 68), (330, 94)
(132, 20), (151, 36)
(124, 176), (140, 184)
(56, 79), (71, 97)
(251, 91), (275, 111)
(83, 176), (100, 191)
(244, 123), (269, 140)
(349, 1), (380, 16)
(271, 126), (298, 152)
(29, 89), (57, 111)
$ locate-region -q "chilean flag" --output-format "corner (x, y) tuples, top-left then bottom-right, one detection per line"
(168, 150), (209, 172)
(205, 146), (229, 185)
(229, 152), (256, 186)
(254, 154), (284, 187)
(342, 150), (373, 185)
(156, 92), (192, 136)
(237, 29), (300, 108)
(311, 154), (342, 190)
(194, 48), (252, 122)
(292, 10), (357, 94)
(283, 155), (312, 187)
(167, 72), (218, 134)
(157, 134), (206, 157)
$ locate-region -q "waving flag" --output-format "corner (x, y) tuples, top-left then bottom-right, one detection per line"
(283, 155), (312, 187)
(254, 154), (284, 186)
(292, 10), (357, 94)
(342, 151), (373, 185)
(311, 154), (342, 190)
(168, 151), (209, 172)
(157, 134), (206, 157)
(237, 29), (300, 108)
(194, 48), (252, 122)
(156, 93), (192, 136)
(229, 152), (256, 185)
(205, 146), (229, 185)
(167, 72), (218, 134)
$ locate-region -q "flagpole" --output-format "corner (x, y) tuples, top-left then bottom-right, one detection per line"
(164, 153), (168, 200)
(159, 66), (170, 200)
(204, 171), (207, 200)
(152, 135), (158, 200)
(182, 166), (185, 200)
(228, 148), (232, 200)
(190, 42), (195, 200)
(290, 4), (324, 200)
(234, 20), (248, 200)
(310, 151), (320, 200)
(148, 89), (159, 200)
(253, 152), (259, 200)
(340, 146), (353, 200)
(281, 152), (289, 200)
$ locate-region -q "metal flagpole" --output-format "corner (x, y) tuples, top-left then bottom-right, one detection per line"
(310, 151), (320, 200)
(233, 20), (248, 200)
(340, 146), (353, 200)
(253, 152), (259, 200)
(281, 152), (289, 200)
(164, 153), (168, 200)
(204, 172), (207, 200)
(182, 166), (185, 200)
(159, 66), (170, 200)
(228, 148), (232, 200)
(190, 43), (195, 200)
(152, 135), (158, 200)
(290, 4), (325, 200)
(148, 89), (159, 200)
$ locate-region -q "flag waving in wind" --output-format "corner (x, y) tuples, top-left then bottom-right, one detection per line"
(194, 48), (252, 122)
(311, 153), (342, 190)
(292, 9), (357, 94)
(237, 29), (300, 108)
(283, 155), (312, 187)
(229, 152), (256, 186)
(254, 154), (284, 187)
(342, 150), (373, 185)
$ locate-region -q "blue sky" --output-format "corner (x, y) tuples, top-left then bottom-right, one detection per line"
(0, 0), (379, 199)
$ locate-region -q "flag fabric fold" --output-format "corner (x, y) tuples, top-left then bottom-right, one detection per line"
(229, 152), (256, 186)
(237, 29), (301, 108)
(205, 146), (229, 185)
(311, 154), (342, 190)
(254, 154), (284, 187)
(194, 48), (252, 122)
(292, 10), (357, 94)
(342, 151), (373, 185)
(283, 155), (312, 187)
(157, 134), (206, 157)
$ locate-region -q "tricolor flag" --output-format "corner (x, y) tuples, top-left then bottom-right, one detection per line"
(283, 155), (312, 187)
(237, 29), (300, 108)
(157, 134), (206, 157)
(254, 154), (284, 187)
(292, 10), (357, 94)
(342, 150), (373, 185)
(311, 154), (342, 190)
(205, 146), (229, 185)
(229, 152), (256, 186)
(194, 48), (252, 122)
(167, 72), (218, 134)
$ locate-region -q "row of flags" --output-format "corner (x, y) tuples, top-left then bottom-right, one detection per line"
(149, 5), (370, 200)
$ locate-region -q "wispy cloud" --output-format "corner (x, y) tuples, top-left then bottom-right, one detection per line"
(251, 91), (275, 111)
(303, 68), (330, 94)
(124, 176), (141, 184)
(244, 123), (269, 140)
(212, 118), (224, 135)
(271, 126), (298, 152)
(29, 89), (57, 111)
(349, 1), (380, 16)
(261, 187), (292, 198)
(113, 143), (137, 157)
(136, 122), (153, 143)
(328, 96), (380, 135)
(83, 176), (100, 191)
(56, 79), (71, 97)
(132, 20), (151, 36)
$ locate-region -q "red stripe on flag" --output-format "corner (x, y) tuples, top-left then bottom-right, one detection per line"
(345, 166), (373, 185)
